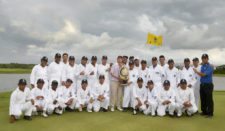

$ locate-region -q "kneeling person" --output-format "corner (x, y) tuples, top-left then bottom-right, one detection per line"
(46, 80), (64, 115)
(92, 75), (110, 112)
(176, 79), (198, 117)
(9, 79), (34, 123)
(31, 79), (48, 117)
(157, 80), (176, 117)
(76, 79), (94, 112)
(143, 80), (158, 116)
(60, 79), (76, 111)
(133, 77), (147, 115)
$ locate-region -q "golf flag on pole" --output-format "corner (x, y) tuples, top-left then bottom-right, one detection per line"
(146, 32), (163, 46)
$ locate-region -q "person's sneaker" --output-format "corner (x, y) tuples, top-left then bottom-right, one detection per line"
(23, 116), (32, 121)
(110, 107), (115, 112)
(87, 109), (92, 113)
(65, 107), (74, 112)
(42, 112), (48, 118)
(79, 107), (83, 112)
(133, 109), (137, 115)
(117, 106), (123, 111)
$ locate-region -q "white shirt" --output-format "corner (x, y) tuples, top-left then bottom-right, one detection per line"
(176, 87), (196, 106)
(77, 87), (93, 102)
(59, 86), (76, 102)
(87, 63), (98, 82)
(133, 85), (146, 100)
(76, 64), (90, 81)
(157, 88), (176, 104)
(30, 64), (48, 85)
(9, 87), (32, 115)
(97, 63), (110, 82)
(128, 68), (139, 85)
(192, 65), (202, 85)
(47, 88), (61, 104)
(48, 61), (63, 83)
(165, 67), (180, 89)
(148, 64), (166, 84)
(62, 64), (78, 83)
(180, 66), (197, 87)
(145, 87), (158, 103)
(92, 82), (109, 99)
(138, 67), (149, 86)
(31, 87), (48, 104)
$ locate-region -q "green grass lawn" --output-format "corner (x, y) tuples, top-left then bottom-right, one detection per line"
(0, 68), (31, 74)
(0, 91), (225, 131)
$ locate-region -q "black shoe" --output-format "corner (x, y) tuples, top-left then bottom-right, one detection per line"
(205, 115), (213, 118)
(200, 112), (207, 116)
(65, 107), (74, 112)
(123, 108), (128, 112)
(102, 108), (108, 112)
(23, 116), (32, 121)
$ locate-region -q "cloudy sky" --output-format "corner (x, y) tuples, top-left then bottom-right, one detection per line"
(0, 0), (225, 65)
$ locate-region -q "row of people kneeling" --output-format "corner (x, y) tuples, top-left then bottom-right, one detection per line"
(9, 75), (197, 123)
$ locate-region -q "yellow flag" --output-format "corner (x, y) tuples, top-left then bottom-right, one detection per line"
(146, 33), (163, 46)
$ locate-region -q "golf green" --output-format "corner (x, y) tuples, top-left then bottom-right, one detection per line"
(1, 91), (224, 131)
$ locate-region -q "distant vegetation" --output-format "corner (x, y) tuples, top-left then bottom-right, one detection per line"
(0, 63), (35, 69)
(214, 65), (225, 75)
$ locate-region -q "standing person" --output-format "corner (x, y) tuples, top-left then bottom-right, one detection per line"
(97, 56), (110, 86)
(30, 56), (48, 89)
(9, 79), (34, 123)
(134, 57), (141, 70)
(193, 54), (214, 118)
(148, 57), (165, 92)
(122, 55), (129, 67)
(138, 60), (149, 87)
(176, 79), (198, 117)
(61, 53), (69, 85)
(192, 57), (201, 108)
(165, 59), (180, 90)
(62, 56), (78, 93)
(76, 56), (89, 89)
(110, 56), (124, 112)
(92, 75), (110, 112)
(159, 55), (168, 70)
(48, 53), (63, 88)
(87, 56), (98, 87)
(180, 58), (197, 89)
(122, 60), (139, 111)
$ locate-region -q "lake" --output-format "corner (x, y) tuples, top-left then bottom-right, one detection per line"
(0, 74), (224, 92)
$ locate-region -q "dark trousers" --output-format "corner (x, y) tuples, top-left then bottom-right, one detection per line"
(200, 83), (214, 116)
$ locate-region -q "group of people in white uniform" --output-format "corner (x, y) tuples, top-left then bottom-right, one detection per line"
(9, 53), (203, 123)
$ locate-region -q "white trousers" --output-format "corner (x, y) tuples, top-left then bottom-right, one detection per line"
(75, 99), (93, 111)
(10, 101), (33, 117)
(176, 103), (198, 116)
(122, 85), (133, 108)
(33, 99), (47, 112)
(193, 83), (200, 108)
(143, 101), (158, 116)
(157, 102), (176, 116)
(133, 99), (146, 111)
(93, 98), (110, 112)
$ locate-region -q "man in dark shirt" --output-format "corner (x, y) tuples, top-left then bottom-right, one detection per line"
(193, 54), (214, 118)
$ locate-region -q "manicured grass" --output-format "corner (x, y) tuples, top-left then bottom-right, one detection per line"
(0, 68), (31, 74)
(0, 91), (225, 131)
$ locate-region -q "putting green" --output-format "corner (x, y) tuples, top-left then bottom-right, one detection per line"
(0, 91), (224, 131)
